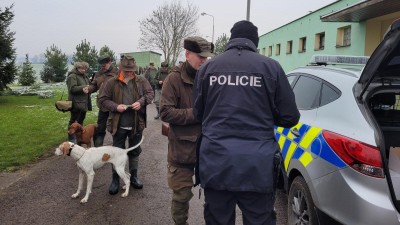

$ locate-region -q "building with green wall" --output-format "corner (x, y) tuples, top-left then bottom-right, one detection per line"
(120, 51), (162, 69)
(258, 0), (400, 72)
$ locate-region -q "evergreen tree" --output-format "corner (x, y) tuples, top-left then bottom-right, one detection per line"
(40, 44), (68, 83)
(18, 54), (35, 86)
(0, 4), (17, 91)
(214, 33), (229, 56)
(40, 65), (54, 83)
(72, 39), (98, 75)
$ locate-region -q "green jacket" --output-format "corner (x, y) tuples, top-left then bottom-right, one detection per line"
(66, 68), (92, 112)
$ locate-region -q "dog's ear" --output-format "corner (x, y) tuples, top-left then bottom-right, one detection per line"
(62, 142), (73, 156)
(62, 142), (69, 156)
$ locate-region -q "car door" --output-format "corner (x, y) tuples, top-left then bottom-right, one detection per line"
(275, 73), (321, 173)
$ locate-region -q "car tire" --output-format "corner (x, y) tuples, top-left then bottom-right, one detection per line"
(288, 176), (318, 225)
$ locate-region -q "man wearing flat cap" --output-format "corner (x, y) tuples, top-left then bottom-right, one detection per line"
(88, 55), (118, 147)
(153, 61), (169, 119)
(193, 20), (300, 225)
(160, 36), (213, 225)
(99, 54), (154, 194)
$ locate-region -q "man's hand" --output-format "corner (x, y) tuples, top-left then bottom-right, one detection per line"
(132, 101), (141, 111)
(117, 104), (127, 112)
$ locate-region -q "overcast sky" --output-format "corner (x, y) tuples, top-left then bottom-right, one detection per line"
(2, 0), (337, 57)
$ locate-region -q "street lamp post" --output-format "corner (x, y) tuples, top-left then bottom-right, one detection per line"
(201, 12), (214, 43)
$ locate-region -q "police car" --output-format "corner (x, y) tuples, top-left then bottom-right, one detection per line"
(276, 19), (400, 225)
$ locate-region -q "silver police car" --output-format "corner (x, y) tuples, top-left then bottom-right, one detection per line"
(276, 19), (400, 225)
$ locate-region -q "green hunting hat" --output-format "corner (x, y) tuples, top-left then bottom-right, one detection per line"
(98, 55), (112, 64)
(118, 54), (137, 72)
(183, 36), (214, 57)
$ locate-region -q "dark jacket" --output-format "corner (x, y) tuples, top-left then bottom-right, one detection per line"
(66, 68), (92, 112)
(98, 72), (154, 135)
(193, 38), (300, 193)
(88, 65), (118, 111)
(155, 68), (169, 89)
(160, 62), (201, 168)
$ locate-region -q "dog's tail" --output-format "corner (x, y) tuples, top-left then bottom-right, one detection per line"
(124, 135), (144, 152)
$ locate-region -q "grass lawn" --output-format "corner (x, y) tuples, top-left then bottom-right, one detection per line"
(0, 84), (97, 171)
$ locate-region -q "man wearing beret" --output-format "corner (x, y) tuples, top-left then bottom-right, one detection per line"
(160, 36), (213, 225)
(88, 55), (118, 147)
(99, 54), (154, 194)
(193, 20), (300, 225)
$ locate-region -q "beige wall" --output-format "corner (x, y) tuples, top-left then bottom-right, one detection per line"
(365, 12), (400, 55)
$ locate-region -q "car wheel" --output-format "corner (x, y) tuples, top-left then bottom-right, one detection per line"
(288, 176), (318, 225)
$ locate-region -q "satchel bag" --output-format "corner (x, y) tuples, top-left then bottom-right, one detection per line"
(55, 88), (72, 112)
(161, 122), (169, 136)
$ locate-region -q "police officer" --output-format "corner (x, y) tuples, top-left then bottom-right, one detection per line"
(160, 36), (213, 225)
(88, 55), (118, 147)
(193, 21), (300, 225)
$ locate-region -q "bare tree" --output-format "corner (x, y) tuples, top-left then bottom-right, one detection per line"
(139, 1), (198, 66)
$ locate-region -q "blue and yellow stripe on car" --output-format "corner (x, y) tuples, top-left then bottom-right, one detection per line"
(275, 123), (346, 171)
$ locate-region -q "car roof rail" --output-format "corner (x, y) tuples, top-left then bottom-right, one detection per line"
(308, 55), (370, 66)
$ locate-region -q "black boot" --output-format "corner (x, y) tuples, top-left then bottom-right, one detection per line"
(129, 155), (143, 189)
(109, 167), (120, 195)
(154, 107), (160, 119)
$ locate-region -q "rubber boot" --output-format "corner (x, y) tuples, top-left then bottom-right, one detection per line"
(109, 167), (120, 195)
(128, 155), (143, 189)
(154, 107), (160, 119)
(94, 135), (104, 147)
(171, 187), (193, 225)
(68, 134), (76, 144)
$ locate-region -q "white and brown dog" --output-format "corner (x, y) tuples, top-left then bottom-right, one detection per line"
(54, 136), (143, 203)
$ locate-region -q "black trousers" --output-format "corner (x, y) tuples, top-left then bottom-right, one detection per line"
(68, 111), (86, 126)
(204, 188), (276, 225)
(112, 128), (142, 157)
(94, 110), (108, 147)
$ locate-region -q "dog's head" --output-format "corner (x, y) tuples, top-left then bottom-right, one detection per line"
(68, 122), (83, 135)
(55, 141), (75, 156)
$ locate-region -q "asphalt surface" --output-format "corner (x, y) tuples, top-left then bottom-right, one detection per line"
(0, 106), (288, 225)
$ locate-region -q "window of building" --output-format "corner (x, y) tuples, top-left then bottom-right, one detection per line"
(268, 46), (272, 57)
(262, 47), (266, 56)
(315, 32), (325, 51)
(275, 44), (281, 56)
(299, 37), (306, 53)
(336, 26), (351, 47)
(286, 41), (293, 54)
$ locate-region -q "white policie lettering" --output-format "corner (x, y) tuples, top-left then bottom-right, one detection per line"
(209, 75), (262, 87)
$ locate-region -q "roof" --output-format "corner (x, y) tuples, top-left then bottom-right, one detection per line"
(321, 0), (400, 22)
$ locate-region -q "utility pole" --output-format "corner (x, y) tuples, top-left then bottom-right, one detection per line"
(246, 0), (250, 21)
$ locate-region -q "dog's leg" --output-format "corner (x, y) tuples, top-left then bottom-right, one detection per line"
(81, 171), (95, 204)
(115, 167), (130, 198)
(72, 168), (85, 198)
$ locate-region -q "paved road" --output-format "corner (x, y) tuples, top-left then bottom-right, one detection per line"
(0, 106), (288, 225)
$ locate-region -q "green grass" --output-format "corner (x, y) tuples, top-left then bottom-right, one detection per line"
(0, 85), (97, 171)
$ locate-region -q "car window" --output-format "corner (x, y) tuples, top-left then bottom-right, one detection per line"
(320, 83), (340, 106)
(286, 75), (297, 86)
(293, 75), (321, 110)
